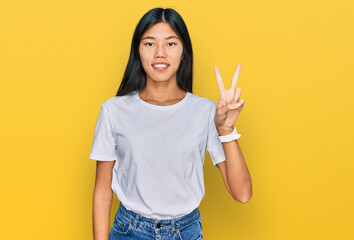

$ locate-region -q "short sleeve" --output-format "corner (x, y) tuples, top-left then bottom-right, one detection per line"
(89, 103), (117, 161)
(206, 101), (226, 169)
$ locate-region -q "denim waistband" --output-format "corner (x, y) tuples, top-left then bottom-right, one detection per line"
(117, 202), (200, 232)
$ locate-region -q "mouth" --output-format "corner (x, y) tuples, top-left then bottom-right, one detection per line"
(152, 63), (169, 71)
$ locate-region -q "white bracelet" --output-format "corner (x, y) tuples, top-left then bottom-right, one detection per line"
(218, 126), (241, 142)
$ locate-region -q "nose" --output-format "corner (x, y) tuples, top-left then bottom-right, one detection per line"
(154, 44), (166, 58)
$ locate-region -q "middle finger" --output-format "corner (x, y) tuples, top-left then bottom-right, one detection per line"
(230, 63), (242, 91)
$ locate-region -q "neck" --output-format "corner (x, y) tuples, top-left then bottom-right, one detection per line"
(140, 74), (187, 102)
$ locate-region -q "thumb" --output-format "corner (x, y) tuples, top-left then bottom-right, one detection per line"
(218, 102), (238, 115)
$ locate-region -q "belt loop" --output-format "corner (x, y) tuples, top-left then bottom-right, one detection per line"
(133, 213), (139, 228)
(171, 218), (175, 233)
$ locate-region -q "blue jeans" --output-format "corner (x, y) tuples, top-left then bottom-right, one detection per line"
(109, 202), (203, 240)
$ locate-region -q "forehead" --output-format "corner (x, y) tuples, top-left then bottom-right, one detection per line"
(141, 22), (179, 40)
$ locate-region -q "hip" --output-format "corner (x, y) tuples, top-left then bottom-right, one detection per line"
(109, 202), (203, 240)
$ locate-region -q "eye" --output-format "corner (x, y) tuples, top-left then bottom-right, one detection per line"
(144, 42), (154, 46)
(168, 42), (176, 46)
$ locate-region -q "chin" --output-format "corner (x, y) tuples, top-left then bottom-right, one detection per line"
(151, 77), (173, 82)
(147, 73), (177, 82)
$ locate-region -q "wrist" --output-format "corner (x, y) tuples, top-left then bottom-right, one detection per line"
(216, 126), (234, 136)
(217, 126), (242, 142)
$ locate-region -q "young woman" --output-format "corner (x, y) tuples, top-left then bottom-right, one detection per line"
(90, 7), (252, 240)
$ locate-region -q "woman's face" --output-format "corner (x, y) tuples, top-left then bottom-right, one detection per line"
(139, 22), (184, 83)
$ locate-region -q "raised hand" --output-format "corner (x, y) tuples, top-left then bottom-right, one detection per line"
(213, 63), (245, 135)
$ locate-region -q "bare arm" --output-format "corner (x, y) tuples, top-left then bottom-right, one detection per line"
(212, 63), (251, 203)
(93, 160), (115, 240)
(216, 132), (252, 203)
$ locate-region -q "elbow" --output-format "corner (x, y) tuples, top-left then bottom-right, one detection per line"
(229, 180), (253, 204)
(235, 181), (253, 204)
(240, 194), (252, 204)
(233, 192), (252, 204)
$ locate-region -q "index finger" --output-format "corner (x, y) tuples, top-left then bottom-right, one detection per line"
(214, 65), (225, 93)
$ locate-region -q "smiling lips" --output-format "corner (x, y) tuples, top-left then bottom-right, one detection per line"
(152, 63), (169, 71)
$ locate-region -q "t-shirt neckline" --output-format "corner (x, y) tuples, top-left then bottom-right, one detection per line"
(134, 90), (190, 110)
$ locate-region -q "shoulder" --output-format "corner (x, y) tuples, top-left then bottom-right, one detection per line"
(101, 91), (136, 109)
(188, 92), (217, 110)
(188, 93), (218, 125)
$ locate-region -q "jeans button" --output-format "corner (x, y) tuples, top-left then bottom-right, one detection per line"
(157, 222), (161, 228)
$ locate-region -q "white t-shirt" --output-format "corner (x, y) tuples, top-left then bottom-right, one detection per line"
(89, 90), (227, 220)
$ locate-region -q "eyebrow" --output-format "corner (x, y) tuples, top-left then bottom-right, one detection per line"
(141, 35), (179, 40)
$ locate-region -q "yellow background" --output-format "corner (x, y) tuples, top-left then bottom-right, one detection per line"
(1, 0), (353, 239)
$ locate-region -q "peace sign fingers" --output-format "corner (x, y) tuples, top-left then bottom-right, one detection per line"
(212, 63), (245, 130)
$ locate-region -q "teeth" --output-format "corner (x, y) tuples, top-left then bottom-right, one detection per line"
(154, 64), (167, 67)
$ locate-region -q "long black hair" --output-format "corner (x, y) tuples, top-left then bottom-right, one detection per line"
(115, 8), (193, 96)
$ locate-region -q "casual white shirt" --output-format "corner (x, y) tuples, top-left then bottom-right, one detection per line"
(89, 90), (226, 220)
